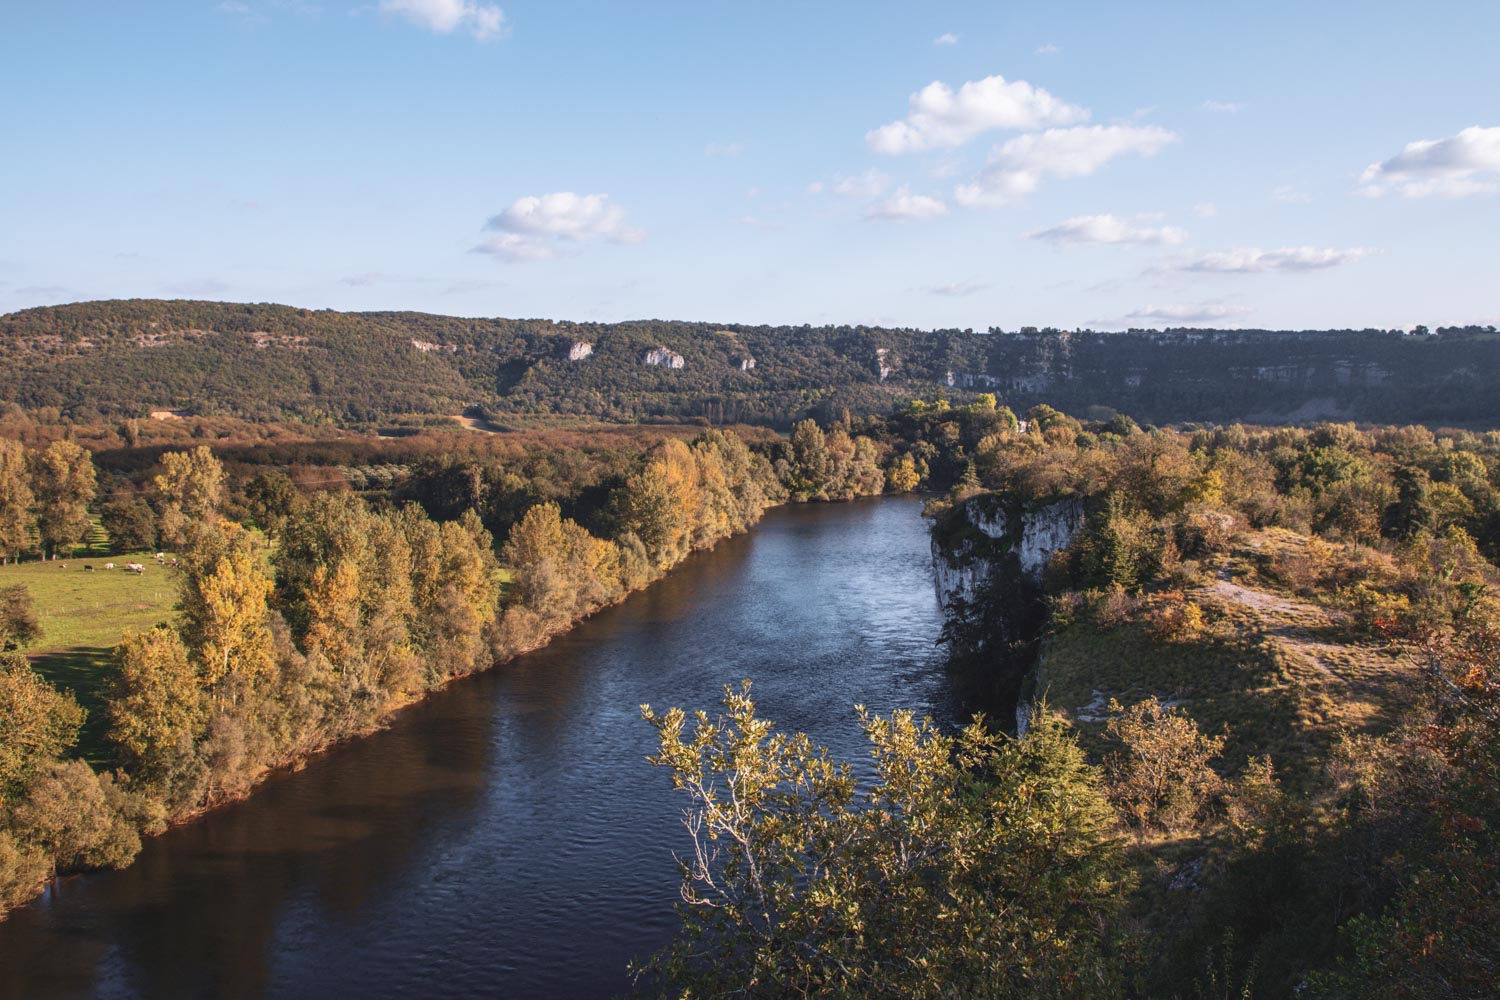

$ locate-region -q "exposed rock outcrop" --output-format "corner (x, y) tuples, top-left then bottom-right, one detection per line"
(644, 346), (685, 368)
(931, 493), (1085, 727)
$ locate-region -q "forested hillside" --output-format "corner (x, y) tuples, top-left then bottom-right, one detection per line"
(4, 299), (1500, 427)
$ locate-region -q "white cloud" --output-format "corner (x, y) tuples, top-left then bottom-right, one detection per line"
(827, 168), (890, 198)
(379, 0), (506, 41)
(474, 192), (643, 260)
(1271, 184), (1312, 204)
(865, 186), (948, 222)
(1126, 303), (1252, 323)
(955, 125), (1177, 207)
(1358, 125), (1500, 198)
(1203, 100), (1246, 113)
(1193, 201), (1217, 217)
(929, 279), (989, 296)
(933, 32), (959, 46)
(1028, 213), (1187, 246)
(1172, 246), (1372, 274)
(1035, 43), (1061, 55)
(219, 1), (252, 12)
(866, 74), (1086, 154)
(704, 141), (745, 158)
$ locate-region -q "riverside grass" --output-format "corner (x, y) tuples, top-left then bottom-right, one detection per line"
(1, 553), (178, 763)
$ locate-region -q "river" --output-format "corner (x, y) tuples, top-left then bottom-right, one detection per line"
(0, 496), (955, 999)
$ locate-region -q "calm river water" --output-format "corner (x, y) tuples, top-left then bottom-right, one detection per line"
(0, 497), (954, 999)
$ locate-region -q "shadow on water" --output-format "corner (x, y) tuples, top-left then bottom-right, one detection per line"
(0, 497), (956, 1000)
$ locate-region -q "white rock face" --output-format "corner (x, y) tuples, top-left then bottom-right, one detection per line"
(932, 537), (992, 607)
(931, 495), (1084, 611)
(643, 347), (685, 368)
(876, 347), (895, 381)
(568, 342), (593, 361)
(1018, 499), (1084, 581)
(738, 357), (756, 371)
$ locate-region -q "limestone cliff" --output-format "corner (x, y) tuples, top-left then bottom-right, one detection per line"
(931, 493), (1083, 725)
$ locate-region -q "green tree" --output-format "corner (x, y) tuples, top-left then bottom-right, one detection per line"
(638, 685), (1125, 998)
(29, 439), (96, 558)
(0, 652), (83, 797)
(0, 584), (41, 650)
(101, 498), (157, 553)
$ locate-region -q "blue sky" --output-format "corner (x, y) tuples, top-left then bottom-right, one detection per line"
(3, 1), (1498, 330)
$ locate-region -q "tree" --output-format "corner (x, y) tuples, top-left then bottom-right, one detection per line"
(29, 439), (96, 558)
(0, 439), (34, 562)
(7, 760), (144, 873)
(1103, 696), (1226, 837)
(0, 652), (83, 797)
(0, 584), (41, 650)
(244, 470), (299, 532)
(638, 685), (1125, 998)
(885, 453), (921, 493)
(101, 498), (157, 553)
(154, 446), (225, 547)
(178, 523), (276, 709)
(108, 626), (206, 783)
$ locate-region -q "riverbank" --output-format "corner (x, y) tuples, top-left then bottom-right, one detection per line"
(0, 497), (947, 999)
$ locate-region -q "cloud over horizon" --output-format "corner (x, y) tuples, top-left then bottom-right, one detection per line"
(1359, 125), (1500, 197)
(1029, 213), (1187, 246)
(1172, 246), (1372, 273)
(1126, 303), (1252, 323)
(956, 125), (1177, 206)
(474, 192), (642, 260)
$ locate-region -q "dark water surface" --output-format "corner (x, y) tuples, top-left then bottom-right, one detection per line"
(0, 497), (952, 999)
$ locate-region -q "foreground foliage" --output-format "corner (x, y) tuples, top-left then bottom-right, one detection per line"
(639, 685), (1125, 999)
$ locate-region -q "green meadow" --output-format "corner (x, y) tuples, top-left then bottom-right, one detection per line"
(5, 553), (179, 763)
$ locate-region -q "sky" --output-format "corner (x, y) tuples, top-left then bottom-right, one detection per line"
(2, 0), (1498, 331)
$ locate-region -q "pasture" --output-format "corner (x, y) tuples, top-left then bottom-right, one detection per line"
(4, 554), (179, 763)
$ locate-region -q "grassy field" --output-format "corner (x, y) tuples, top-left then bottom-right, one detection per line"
(4, 553), (179, 763)
(1036, 529), (1416, 788)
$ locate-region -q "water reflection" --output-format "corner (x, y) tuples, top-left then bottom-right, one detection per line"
(0, 497), (950, 999)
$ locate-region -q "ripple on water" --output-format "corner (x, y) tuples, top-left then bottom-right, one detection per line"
(0, 498), (953, 1000)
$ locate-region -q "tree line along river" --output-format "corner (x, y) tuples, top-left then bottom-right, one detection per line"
(0, 496), (956, 1000)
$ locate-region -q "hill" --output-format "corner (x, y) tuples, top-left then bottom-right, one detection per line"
(3, 299), (1499, 427)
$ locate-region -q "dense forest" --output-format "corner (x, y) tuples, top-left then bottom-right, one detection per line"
(5, 299), (1500, 427)
(638, 403), (1500, 997)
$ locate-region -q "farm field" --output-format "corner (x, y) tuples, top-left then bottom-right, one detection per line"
(4, 553), (179, 763)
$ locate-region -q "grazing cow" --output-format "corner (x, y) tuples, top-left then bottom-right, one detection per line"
(104, 563), (115, 570)
(124, 562), (146, 575)
(83, 564), (94, 572)
(155, 552), (166, 563)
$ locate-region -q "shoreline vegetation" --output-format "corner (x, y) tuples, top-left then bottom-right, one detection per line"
(631, 401), (1500, 996)
(0, 419), (889, 918)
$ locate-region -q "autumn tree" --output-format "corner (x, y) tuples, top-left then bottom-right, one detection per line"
(1103, 696), (1226, 837)
(108, 626), (206, 785)
(29, 439), (96, 558)
(0, 652), (83, 797)
(0, 439), (35, 562)
(154, 446), (225, 547)
(178, 522), (276, 709)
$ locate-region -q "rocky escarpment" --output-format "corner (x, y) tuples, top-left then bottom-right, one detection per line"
(931, 493), (1083, 724)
